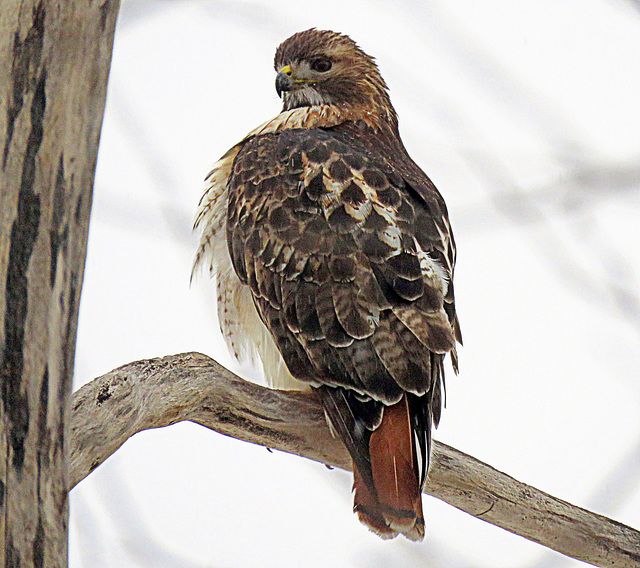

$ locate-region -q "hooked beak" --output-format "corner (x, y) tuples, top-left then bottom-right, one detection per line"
(275, 65), (295, 98)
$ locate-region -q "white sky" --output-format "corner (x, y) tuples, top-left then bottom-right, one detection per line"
(70, 1), (640, 566)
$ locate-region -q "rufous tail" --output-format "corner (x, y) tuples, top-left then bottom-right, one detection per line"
(353, 396), (425, 541)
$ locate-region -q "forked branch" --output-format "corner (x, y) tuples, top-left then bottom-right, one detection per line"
(69, 352), (640, 567)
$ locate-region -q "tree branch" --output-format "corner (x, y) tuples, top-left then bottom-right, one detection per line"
(70, 352), (640, 568)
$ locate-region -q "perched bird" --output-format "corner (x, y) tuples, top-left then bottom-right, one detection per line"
(194, 29), (461, 541)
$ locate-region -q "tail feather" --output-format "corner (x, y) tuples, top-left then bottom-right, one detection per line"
(353, 465), (397, 540)
(316, 386), (429, 541)
(354, 396), (425, 541)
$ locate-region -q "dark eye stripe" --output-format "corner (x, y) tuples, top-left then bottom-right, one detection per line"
(310, 58), (332, 72)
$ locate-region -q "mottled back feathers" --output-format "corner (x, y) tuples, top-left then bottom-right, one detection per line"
(226, 126), (454, 405)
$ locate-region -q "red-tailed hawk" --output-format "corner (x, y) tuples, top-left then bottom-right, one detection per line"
(194, 29), (461, 541)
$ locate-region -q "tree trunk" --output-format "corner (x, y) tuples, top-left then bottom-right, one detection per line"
(0, 1), (119, 566)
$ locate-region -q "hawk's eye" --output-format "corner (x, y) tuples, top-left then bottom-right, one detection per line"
(310, 58), (332, 73)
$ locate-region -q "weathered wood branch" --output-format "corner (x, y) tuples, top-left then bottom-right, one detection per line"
(70, 352), (640, 568)
(0, 1), (119, 566)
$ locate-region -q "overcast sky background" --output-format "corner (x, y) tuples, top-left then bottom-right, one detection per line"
(69, 1), (640, 566)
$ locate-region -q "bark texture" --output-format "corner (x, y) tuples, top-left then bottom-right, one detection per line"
(0, 1), (119, 566)
(70, 352), (640, 568)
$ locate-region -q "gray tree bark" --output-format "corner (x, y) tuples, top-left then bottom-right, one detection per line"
(70, 352), (640, 568)
(0, 1), (119, 566)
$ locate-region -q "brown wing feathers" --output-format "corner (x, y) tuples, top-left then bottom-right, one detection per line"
(226, 126), (456, 539)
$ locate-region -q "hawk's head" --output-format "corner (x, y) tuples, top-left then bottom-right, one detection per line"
(274, 29), (396, 127)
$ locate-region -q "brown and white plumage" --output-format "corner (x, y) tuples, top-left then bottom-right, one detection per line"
(194, 29), (461, 541)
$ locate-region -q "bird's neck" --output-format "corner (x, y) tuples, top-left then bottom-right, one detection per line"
(246, 102), (397, 141)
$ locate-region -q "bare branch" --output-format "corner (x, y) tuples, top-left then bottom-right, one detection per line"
(70, 352), (640, 568)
